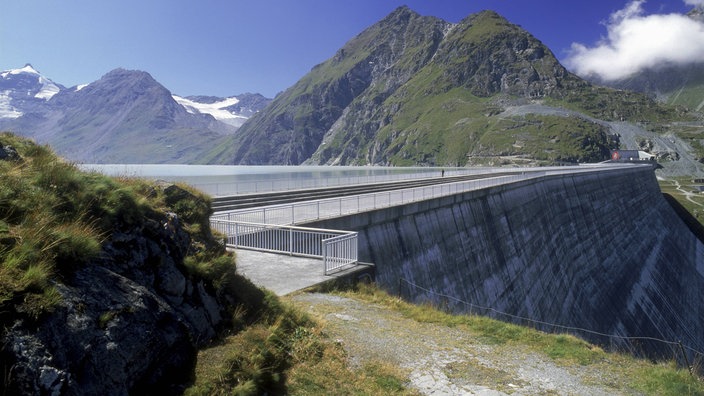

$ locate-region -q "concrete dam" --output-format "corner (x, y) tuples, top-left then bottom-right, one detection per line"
(304, 165), (704, 359)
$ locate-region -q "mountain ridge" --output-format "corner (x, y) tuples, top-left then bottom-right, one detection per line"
(1, 7), (701, 172)
(226, 6), (449, 165)
(225, 7), (693, 170)
(0, 66), (271, 163)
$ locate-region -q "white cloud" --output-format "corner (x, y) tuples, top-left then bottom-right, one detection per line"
(565, 0), (704, 80)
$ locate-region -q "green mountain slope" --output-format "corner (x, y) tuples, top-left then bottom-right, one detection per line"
(226, 7), (448, 165)
(227, 7), (683, 166)
(596, 65), (704, 113)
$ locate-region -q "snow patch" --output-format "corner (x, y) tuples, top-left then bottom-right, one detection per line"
(1, 65), (60, 100)
(0, 91), (23, 119)
(75, 83), (89, 91)
(35, 75), (60, 99)
(172, 95), (247, 127)
(0, 64), (40, 78)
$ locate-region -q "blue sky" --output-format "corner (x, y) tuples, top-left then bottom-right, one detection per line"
(0, 1), (698, 98)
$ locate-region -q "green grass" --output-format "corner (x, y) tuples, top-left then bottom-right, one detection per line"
(658, 177), (704, 242)
(671, 124), (704, 162)
(0, 134), (112, 319)
(658, 177), (704, 223)
(0, 132), (235, 322)
(664, 83), (704, 111)
(354, 84), (617, 165)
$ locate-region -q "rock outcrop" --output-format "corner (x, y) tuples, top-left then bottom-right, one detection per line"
(1, 185), (228, 395)
(0, 143), (19, 161)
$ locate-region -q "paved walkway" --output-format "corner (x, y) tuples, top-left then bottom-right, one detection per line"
(232, 248), (372, 295)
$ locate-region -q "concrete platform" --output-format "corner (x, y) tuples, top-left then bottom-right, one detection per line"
(232, 248), (374, 296)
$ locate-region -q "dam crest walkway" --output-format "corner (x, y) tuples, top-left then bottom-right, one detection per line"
(208, 163), (646, 295)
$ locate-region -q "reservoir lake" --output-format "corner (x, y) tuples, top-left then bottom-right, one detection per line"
(79, 164), (457, 196)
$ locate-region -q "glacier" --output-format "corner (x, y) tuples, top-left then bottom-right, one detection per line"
(172, 95), (248, 127)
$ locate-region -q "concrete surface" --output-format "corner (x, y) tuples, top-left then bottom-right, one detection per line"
(232, 248), (372, 295)
(302, 165), (704, 357)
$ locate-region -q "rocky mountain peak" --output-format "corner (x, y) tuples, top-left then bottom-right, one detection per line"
(432, 8), (577, 98)
(380, 5), (419, 25)
(463, 9), (504, 23)
(0, 64), (63, 121)
(84, 68), (171, 100)
(100, 67), (157, 84)
(0, 64), (62, 102)
(1, 63), (40, 76)
(229, 7), (605, 166)
(229, 5), (451, 165)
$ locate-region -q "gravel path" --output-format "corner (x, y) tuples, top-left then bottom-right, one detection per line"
(290, 293), (633, 396)
(671, 178), (704, 208)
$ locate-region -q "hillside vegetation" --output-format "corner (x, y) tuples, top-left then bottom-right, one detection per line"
(0, 131), (223, 321)
(0, 133), (313, 394)
(228, 8), (688, 167)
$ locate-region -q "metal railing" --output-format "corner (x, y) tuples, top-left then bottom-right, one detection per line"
(211, 164), (650, 226)
(322, 232), (358, 274)
(190, 168), (480, 196)
(211, 173), (545, 225)
(210, 219), (358, 275)
(192, 164), (642, 196)
(209, 164), (648, 277)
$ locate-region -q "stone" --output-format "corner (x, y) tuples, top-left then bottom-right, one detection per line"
(0, 144), (20, 161)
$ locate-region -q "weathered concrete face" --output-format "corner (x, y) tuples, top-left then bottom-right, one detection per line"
(305, 167), (704, 357)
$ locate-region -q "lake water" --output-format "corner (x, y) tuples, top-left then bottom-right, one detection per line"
(79, 164), (460, 196)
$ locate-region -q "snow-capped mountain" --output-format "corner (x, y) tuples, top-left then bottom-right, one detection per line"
(0, 64), (63, 119)
(0, 65), (271, 163)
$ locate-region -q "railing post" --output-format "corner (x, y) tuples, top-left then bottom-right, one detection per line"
(289, 227), (294, 256)
(322, 241), (328, 275)
(234, 222), (239, 248)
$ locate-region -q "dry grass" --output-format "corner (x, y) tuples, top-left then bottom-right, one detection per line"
(186, 294), (416, 395)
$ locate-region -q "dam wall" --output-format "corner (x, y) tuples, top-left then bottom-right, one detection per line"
(304, 166), (704, 356)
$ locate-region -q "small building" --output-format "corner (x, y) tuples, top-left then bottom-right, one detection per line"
(609, 150), (655, 162)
